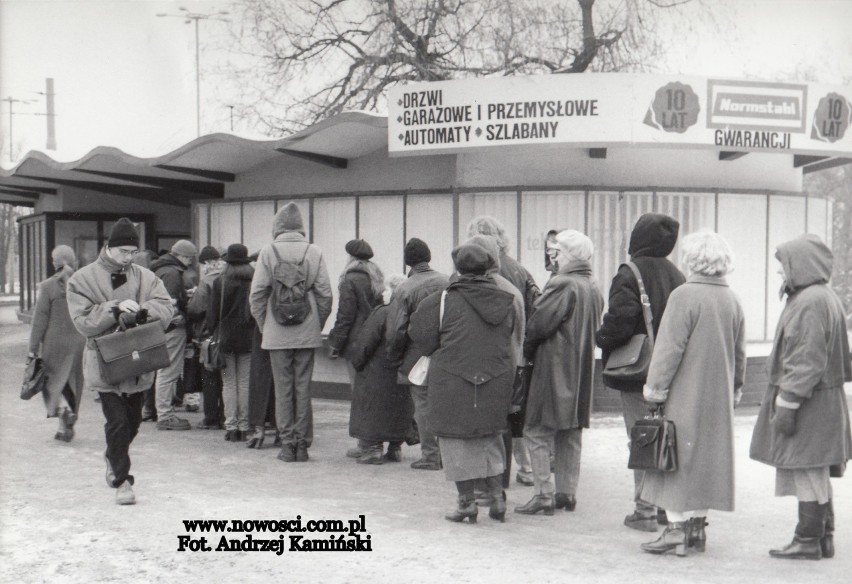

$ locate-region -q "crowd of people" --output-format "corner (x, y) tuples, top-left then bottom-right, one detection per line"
(25, 204), (851, 560)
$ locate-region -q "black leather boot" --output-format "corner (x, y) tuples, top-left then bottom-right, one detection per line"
(554, 493), (577, 511)
(446, 481), (478, 524)
(689, 517), (707, 552)
(514, 494), (555, 516)
(770, 501), (824, 560)
(641, 521), (691, 556)
(485, 475), (506, 522)
(821, 501), (834, 559)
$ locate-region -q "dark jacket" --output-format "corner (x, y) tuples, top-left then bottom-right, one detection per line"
(328, 267), (382, 361)
(750, 235), (852, 470)
(525, 260), (604, 430)
(386, 263), (450, 375)
(187, 266), (223, 338)
(208, 264), (256, 354)
(499, 252), (540, 317)
(150, 253), (190, 319)
(595, 214), (685, 392)
(410, 276), (517, 438)
(349, 305), (414, 442)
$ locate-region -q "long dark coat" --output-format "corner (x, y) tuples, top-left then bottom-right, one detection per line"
(28, 267), (85, 416)
(328, 266), (382, 361)
(524, 260), (604, 430)
(208, 264), (256, 354)
(410, 275), (518, 439)
(349, 305), (413, 442)
(750, 235), (852, 470)
(641, 275), (746, 512)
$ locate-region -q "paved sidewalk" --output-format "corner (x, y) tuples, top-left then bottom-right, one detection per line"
(0, 318), (849, 583)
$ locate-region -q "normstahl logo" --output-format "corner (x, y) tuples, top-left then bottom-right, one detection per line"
(707, 80), (807, 133)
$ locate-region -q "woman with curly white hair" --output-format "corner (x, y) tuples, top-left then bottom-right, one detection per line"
(639, 230), (746, 556)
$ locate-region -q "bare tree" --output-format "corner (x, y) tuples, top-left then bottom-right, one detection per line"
(0, 203), (21, 294)
(226, 0), (707, 133)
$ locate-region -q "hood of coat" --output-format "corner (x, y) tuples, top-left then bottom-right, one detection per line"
(628, 213), (680, 258)
(557, 259), (592, 277)
(776, 234), (832, 293)
(149, 253), (186, 273)
(450, 276), (514, 326)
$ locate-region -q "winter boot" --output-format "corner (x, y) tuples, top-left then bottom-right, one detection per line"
(641, 522), (691, 556)
(688, 517), (708, 552)
(445, 480), (478, 524)
(486, 475), (506, 522)
(383, 443), (402, 462)
(821, 501), (834, 559)
(514, 494), (555, 516)
(770, 501), (825, 560)
(554, 493), (577, 511)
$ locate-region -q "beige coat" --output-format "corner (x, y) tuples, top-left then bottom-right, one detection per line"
(28, 266), (85, 415)
(641, 275), (746, 512)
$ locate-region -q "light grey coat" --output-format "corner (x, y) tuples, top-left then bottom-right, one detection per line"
(641, 274), (746, 512)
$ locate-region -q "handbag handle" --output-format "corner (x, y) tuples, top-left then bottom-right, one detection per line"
(625, 261), (655, 346)
(438, 290), (446, 331)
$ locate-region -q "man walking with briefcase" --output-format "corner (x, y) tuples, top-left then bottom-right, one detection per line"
(67, 218), (173, 505)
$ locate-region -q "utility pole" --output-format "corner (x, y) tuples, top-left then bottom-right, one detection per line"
(1, 96), (34, 162)
(45, 79), (56, 150)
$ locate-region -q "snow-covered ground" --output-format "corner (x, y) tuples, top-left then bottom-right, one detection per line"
(0, 313), (849, 583)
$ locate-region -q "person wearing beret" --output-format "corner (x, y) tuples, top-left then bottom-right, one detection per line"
(327, 239), (385, 460)
(409, 242), (521, 524)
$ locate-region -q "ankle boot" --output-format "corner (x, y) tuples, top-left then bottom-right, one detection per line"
(689, 517), (707, 552)
(486, 475), (506, 522)
(770, 501), (824, 560)
(554, 493), (577, 511)
(445, 494), (478, 524)
(769, 535), (822, 560)
(821, 501), (834, 559)
(514, 494), (555, 516)
(641, 521), (690, 556)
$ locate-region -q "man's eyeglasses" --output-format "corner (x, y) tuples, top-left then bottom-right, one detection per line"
(112, 247), (139, 257)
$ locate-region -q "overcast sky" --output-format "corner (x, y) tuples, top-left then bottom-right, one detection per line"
(1, 0), (850, 168)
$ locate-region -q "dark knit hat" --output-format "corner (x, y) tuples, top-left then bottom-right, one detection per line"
(345, 239), (374, 260)
(198, 245), (221, 264)
(452, 243), (491, 276)
(404, 238), (431, 267)
(273, 202), (305, 237)
(223, 243), (250, 264)
(107, 218), (140, 248)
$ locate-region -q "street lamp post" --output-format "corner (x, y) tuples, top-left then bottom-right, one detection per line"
(156, 7), (229, 137)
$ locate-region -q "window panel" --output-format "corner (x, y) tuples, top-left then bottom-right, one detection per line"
(242, 201), (276, 256)
(209, 203), (242, 249)
(656, 192), (716, 265)
(194, 204), (209, 249)
(766, 195), (807, 338)
(359, 196), (404, 280)
(458, 192), (519, 257)
(807, 197), (829, 243)
(520, 191), (585, 289)
(406, 194), (454, 276)
(314, 197), (357, 334)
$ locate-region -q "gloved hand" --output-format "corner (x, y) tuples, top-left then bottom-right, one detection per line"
(118, 311), (138, 329)
(772, 406), (797, 437)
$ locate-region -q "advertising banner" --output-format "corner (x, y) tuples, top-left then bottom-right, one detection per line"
(387, 74), (852, 158)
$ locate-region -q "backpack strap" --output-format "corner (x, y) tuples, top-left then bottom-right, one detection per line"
(624, 261), (655, 345)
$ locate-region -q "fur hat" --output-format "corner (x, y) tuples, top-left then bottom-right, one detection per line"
(273, 203), (305, 237)
(171, 239), (198, 257)
(223, 243), (250, 264)
(107, 218), (140, 248)
(404, 238), (431, 267)
(452, 243), (492, 276)
(198, 245), (221, 264)
(345, 239), (374, 260)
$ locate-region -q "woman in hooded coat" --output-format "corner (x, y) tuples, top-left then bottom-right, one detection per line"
(750, 234), (852, 561)
(639, 231), (746, 557)
(410, 242), (520, 524)
(27, 245), (86, 442)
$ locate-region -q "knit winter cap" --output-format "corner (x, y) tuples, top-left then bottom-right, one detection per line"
(198, 245), (221, 264)
(465, 235), (500, 271)
(273, 202), (305, 237)
(223, 243), (251, 264)
(345, 239), (374, 260)
(171, 240), (198, 257)
(404, 238), (431, 267)
(51, 245), (76, 267)
(107, 218), (140, 248)
(452, 242), (491, 276)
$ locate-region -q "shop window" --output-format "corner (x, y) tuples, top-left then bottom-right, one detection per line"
(520, 191), (585, 289)
(194, 204), (209, 249)
(314, 197), (357, 334)
(458, 192), (519, 257)
(406, 194), (454, 277)
(210, 203), (241, 249)
(359, 196), (404, 278)
(656, 192), (716, 268)
(766, 196), (807, 337)
(807, 197), (829, 244)
(242, 201), (276, 256)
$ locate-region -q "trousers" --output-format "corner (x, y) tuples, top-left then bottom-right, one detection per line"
(269, 348), (315, 448)
(525, 425), (583, 496)
(100, 391), (144, 487)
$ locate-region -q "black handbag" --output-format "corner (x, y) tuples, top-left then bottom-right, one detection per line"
(21, 356), (48, 400)
(628, 408), (678, 472)
(94, 320), (170, 385)
(602, 262), (655, 386)
(201, 278), (227, 372)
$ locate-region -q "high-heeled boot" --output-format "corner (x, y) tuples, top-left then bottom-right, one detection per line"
(246, 427), (265, 449)
(640, 521), (691, 556)
(445, 494), (478, 523)
(689, 517), (707, 552)
(485, 475), (506, 522)
(821, 501), (834, 559)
